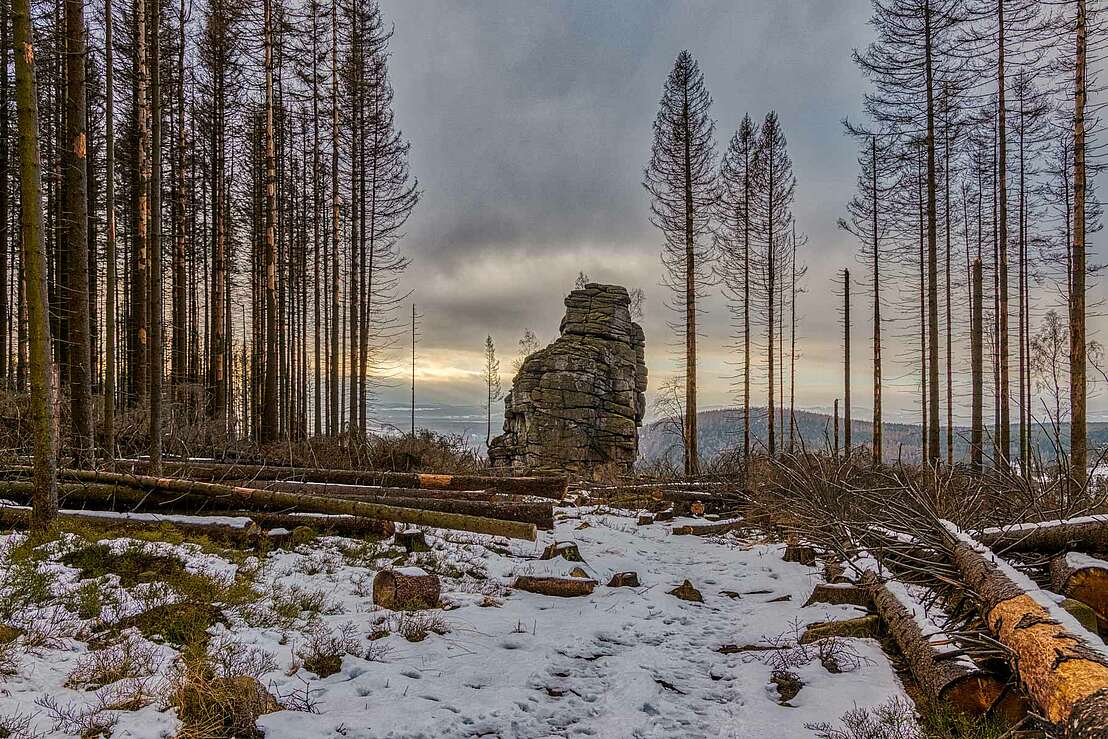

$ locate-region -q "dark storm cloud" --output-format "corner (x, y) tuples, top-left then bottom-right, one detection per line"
(378, 1), (919, 416)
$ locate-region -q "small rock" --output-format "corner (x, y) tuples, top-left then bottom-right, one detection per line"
(771, 670), (803, 705)
(668, 580), (703, 603)
(607, 572), (640, 588)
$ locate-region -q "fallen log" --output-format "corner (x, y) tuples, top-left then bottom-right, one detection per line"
(942, 521), (1108, 734)
(12, 471), (537, 541)
(671, 518), (743, 536)
(214, 511), (394, 538)
(231, 482), (553, 529)
(861, 570), (1004, 715)
(231, 480), (505, 502)
(108, 461), (568, 500)
(0, 505), (271, 547)
(373, 568), (441, 610)
(976, 516), (1108, 555)
(513, 575), (596, 598)
(1051, 552), (1108, 632)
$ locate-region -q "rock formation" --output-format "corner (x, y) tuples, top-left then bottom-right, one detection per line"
(489, 283), (647, 476)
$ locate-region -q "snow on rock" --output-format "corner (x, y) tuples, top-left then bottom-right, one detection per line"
(0, 510), (908, 738)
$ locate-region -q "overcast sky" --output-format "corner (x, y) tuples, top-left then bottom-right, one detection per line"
(376, 1), (1105, 424)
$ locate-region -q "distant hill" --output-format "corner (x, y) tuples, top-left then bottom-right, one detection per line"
(638, 407), (1108, 466)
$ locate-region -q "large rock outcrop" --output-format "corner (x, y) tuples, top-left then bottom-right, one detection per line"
(489, 284), (647, 476)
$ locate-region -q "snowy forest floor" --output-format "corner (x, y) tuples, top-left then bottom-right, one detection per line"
(0, 506), (910, 738)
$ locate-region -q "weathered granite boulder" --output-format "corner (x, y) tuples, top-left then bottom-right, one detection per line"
(489, 284), (647, 476)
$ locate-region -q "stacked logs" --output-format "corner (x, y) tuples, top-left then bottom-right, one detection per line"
(799, 514), (1108, 736)
(0, 465), (563, 542)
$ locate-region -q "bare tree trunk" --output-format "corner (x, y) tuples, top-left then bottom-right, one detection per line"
(149, 0), (163, 469)
(260, 0), (278, 444)
(843, 268), (851, 456)
(871, 136), (882, 465)
(1071, 0), (1088, 484)
(171, 0), (186, 399)
(328, 0), (339, 436)
(0, 0), (8, 385)
(682, 93), (698, 477)
(971, 257), (983, 472)
(103, 0), (115, 456)
(64, 0), (91, 466)
(924, 2), (940, 466)
(997, 0), (1011, 469)
(14, 0), (58, 529)
(133, 0), (149, 406)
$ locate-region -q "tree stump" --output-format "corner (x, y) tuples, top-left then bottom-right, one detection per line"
(394, 530), (430, 553)
(803, 583), (872, 609)
(541, 541), (584, 562)
(783, 543), (817, 566)
(637, 512), (655, 526)
(607, 572), (640, 587)
(798, 614), (881, 644)
(513, 575), (597, 597)
(373, 567), (441, 611)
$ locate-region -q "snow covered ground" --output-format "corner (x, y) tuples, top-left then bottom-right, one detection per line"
(0, 507), (908, 738)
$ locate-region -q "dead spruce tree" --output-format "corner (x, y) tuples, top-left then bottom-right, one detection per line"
(854, 0), (964, 466)
(751, 111), (795, 458)
(643, 50), (716, 477)
(717, 113), (760, 466)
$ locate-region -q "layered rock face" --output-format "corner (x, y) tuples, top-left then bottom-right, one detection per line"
(489, 284), (647, 476)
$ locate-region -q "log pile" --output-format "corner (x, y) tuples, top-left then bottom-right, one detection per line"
(0, 464), (556, 541)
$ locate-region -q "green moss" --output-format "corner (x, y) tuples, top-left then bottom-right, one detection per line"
(113, 602), (227, 646)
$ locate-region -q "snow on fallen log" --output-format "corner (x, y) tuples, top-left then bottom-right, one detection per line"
(8, 470), (538, 541)
(941, 520), (1108, 734)
(976, 515), (1108, 554)
(1051, 551), (1108, 630)
(860, 570), (1004, 715)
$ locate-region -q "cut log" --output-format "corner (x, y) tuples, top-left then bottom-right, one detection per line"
(30, 471), (538, 541)
(976, 516), (1108, 555)
(941, 521), (1108, 734)
(108, 461), (568, 500)
(607, 572), (640, 587)
(372, 568), (441, 610)
(861, 570), (1004, 715)
(672, 518), (743, 536)
(637, 512), (654, 526)
(798, 614), (881, 644)
(513, 575), (596, 598)
(802, 583), (872, 609)
(1051, 552), (1108, 632)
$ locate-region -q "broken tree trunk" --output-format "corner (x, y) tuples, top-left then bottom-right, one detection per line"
(110, 461), (568, 499)
(1051, 552), (1108, 632)
(11, 471), (537, 540)
(514, 575), (597, 598)
(942, 521), (1108, 734)
(976, 516), (1108, 555)
(861, 570), (1004, 715)
(373, 567), (441, 610)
